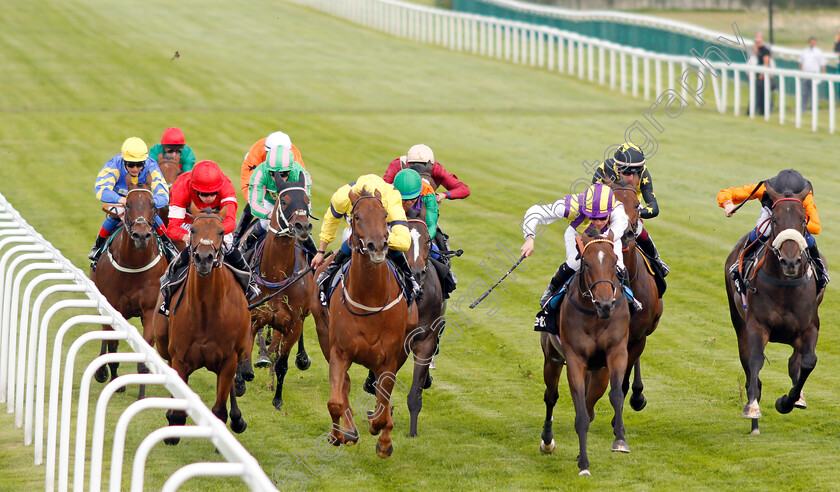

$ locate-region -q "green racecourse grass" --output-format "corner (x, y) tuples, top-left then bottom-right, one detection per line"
(1, 0), (839, 490)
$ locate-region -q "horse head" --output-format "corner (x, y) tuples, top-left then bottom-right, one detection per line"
(124, 181), (156, 251)
(272, 173), (313, 241)
(606, 178), (639, 246)
(765, 185), (810, 278)
(157, 157), (182, 185)
(348, 187), (389, 264)
(188, 204), (226, 276)
(577, 228), (620, 319)
(406, 215), (431, 286)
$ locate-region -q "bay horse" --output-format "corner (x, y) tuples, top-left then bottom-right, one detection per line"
(235, 175), (314, 410)
(149, 205), (251, 440)
(89, 182), (167, 398)
(313, 188), (417, 458)
(583, 180), (663, 416)
(155, 157), (182, 229)
(542, 230), (631, 475)
(724, 185), (824, 435)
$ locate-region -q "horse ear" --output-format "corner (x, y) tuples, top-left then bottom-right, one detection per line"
(218, 206), (228, 220)
(189, 202), (200, 217)
(575, 234), (586, 253)
(374, 189), (382, 199)
(348, 189), (359, 204)
(607, 230), (615, 241)
(764, 186), (781, 203)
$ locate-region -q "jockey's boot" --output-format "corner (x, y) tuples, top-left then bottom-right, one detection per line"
(637, 234), (670, 277)
(158, 248), (190, 316)
(232, 204), (254, 247)
(430, 256), (456, 299)
(241, 226), (266, 264)
(389, 251), (423, 303)
(540, 263), (575, 310)
(299, 236), (319, 263)
(225, 247), (261, 301)
(317, 248), (349, 304)
(617, 267), (643, 313)
(89, 235), (107, 261)
(807, 244), (830, 292)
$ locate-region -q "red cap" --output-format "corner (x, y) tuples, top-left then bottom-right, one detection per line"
(161, 127), (185, 145)
(191, 160), (225, 193)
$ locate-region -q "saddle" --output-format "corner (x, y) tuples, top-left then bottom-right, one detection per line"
(534, 278), (574, 335)
(319, 258), (407, 309)
(91, 225), (169, 271)
(731, 242), (768, 295)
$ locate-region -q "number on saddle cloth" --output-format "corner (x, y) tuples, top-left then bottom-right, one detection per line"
(533, 277), (574, 335)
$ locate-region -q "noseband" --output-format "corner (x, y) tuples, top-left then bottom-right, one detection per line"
(268, 186), (310, 237)
(767, 197), (808, 269)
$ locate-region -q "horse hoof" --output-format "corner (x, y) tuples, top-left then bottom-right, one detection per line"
(363, 379), (376, 395)
(611, 439), (630, 453)
(579, 469), (591, 476)
(234, 381), (247, 398)
(794, 395), (807, 409)
(539, 439), (556, 454)
(750, 427), (760, 435)
(273, 399), (284, 412)
(242, 370), (255, 382)
(115, 385), (126, 394)
(775, 395), (794, 414)
(254, 356), (271, 368)
(164, 437), (180, 446)
(295, 354), (311, 371)
(630, 394), (647, 411)
(231, 418), (247, 434)
(375, 442), (394, 459)
(342, 430), (359, 445)
(94, 366), (109, 384)
(422, 374), (433, 390)
(742, 401), (762, 419)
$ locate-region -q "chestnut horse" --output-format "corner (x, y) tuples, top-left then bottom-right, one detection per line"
(236, 175), (314, 410)
(725, 185), (824, 435)
(89, 183), (167, 398)
(312, 188), (417, 458)
(149, 206), (251, 440)
(584, 180), (663, 415)
(541, 230), (631, 475)
(155, 157), (182, 229)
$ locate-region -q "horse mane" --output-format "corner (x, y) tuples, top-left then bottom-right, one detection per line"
(584, 225), (601, 238)
(356, 187), (373, 198)
(405, 206), (422, 220)
(614, 177), (630, 188)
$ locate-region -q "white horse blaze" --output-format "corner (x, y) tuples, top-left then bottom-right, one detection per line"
(597, 251), (605, 265)
(410, 228), (422, 263)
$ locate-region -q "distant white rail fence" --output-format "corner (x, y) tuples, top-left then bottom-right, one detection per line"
(0, 192), (277, 491)
(290, 0), (840, 133)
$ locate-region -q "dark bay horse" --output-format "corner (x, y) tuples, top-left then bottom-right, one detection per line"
(540, 230), (631, 475)
(89, 184), (167, 398)
(725, 186), (824, 435)
(404, 217), (445, 437)
(584, 180), (663, 416)
(313, 188), (417, 458)
(149, 206), (251, 441)
(236, 175), (314, 410)
(155, 157), (182, 229)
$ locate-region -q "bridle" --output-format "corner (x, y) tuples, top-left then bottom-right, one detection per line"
(123, 188), (156, 238)
(576, 237), (620, 303)
(267, 186), (310, 237)
(766, 197), (808, 266)
(349, 195), (388, 255)
(407, 219), (432, 274)
(190, 214), (224, 269)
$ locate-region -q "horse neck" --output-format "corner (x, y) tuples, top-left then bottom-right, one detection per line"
(186, 262), (228, 303)
(260, 233), (296, 281)
(114, 227), (157, 268)
(346, 249), (392, 304)
(622, 239), (638, 277)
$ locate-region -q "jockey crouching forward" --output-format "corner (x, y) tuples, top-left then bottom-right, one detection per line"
(521, 183), (642, 312)
(240, 144), (317, 261)
(90, 137), (178, 263)
(158, 160), (261, 315)
(310, 174), (423, 304)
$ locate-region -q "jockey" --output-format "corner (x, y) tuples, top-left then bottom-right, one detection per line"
(384, 144), (470, 252)
(310, 174), (422, 303)
(717, 168), (828, 292)
(592, 142), (669, 277)
(148, 127), (197, 172)
(521, 183), (641, 312)
(158, 160), (260, 315)
(90, 137), (177, 262)
(234, 131), (306, 244)
(394, 169), (457, 300)
(241, 144), (317, 259)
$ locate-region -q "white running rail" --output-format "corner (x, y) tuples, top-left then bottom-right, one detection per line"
(290, 0), (840, 133)
(0, 192), (278, 492)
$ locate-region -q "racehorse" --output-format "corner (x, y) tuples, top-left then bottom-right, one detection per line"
(148, 205), (251, 440)
(724, 185), (824, 435)
(235, 175), (314, 410)
(155, 157), (182, 229)
(404, 216), (445, 437)
(540, 229), (631, 475)
(89, 182), (167, 398)
(312, 188), (417, 458)
(583, 180), (663, 416)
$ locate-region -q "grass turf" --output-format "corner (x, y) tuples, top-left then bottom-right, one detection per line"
(0, 0), (839, 490)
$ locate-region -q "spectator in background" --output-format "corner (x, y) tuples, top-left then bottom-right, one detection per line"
(799, 37), (826, 112)
(753, 32), (772, 116)
(834, 29), (840, 59)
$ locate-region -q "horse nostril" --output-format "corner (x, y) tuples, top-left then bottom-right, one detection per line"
(367, 242), (376, 252)
(144, 233), (152, 241)
(307, 223), (313, 232)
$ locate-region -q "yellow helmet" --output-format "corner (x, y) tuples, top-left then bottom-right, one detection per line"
(121, 137), (148, 162)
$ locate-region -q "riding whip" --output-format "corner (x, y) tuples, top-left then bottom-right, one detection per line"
(469, 254), (526, 309)
(728, 181), (764, 216)
(247, 251), (332, 310)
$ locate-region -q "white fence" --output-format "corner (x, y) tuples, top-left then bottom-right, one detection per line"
(290, 0), (840, 133)
(0, 192), (277, 491)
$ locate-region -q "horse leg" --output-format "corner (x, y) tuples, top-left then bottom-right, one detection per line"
(629, 360), (646, 411)
(566, 354), (591, 475)
(625, 339), (647, 411)
(607, 346), (630, 454)
(407, 332), (436, 438)
(776, 330), (818, 414)
(295, 331), (311, 371)
(371, 365), (397, 459)
(266, 332), (281, 391)
(742, 324), (769, 424)
(106, 339), (125, 393)
(254, 328), (272, 368)
(272, 328), (296, 411)
(326, 348), (354, 446)
(94, 327), (111, 384)
(341, 372), (358, 444)
(585, 368), (608, 424)
(211, 358), (238, 430)
(363, 369), (376, 395)
(164, 362), (190, 445)
(539, 335), (563, 453)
